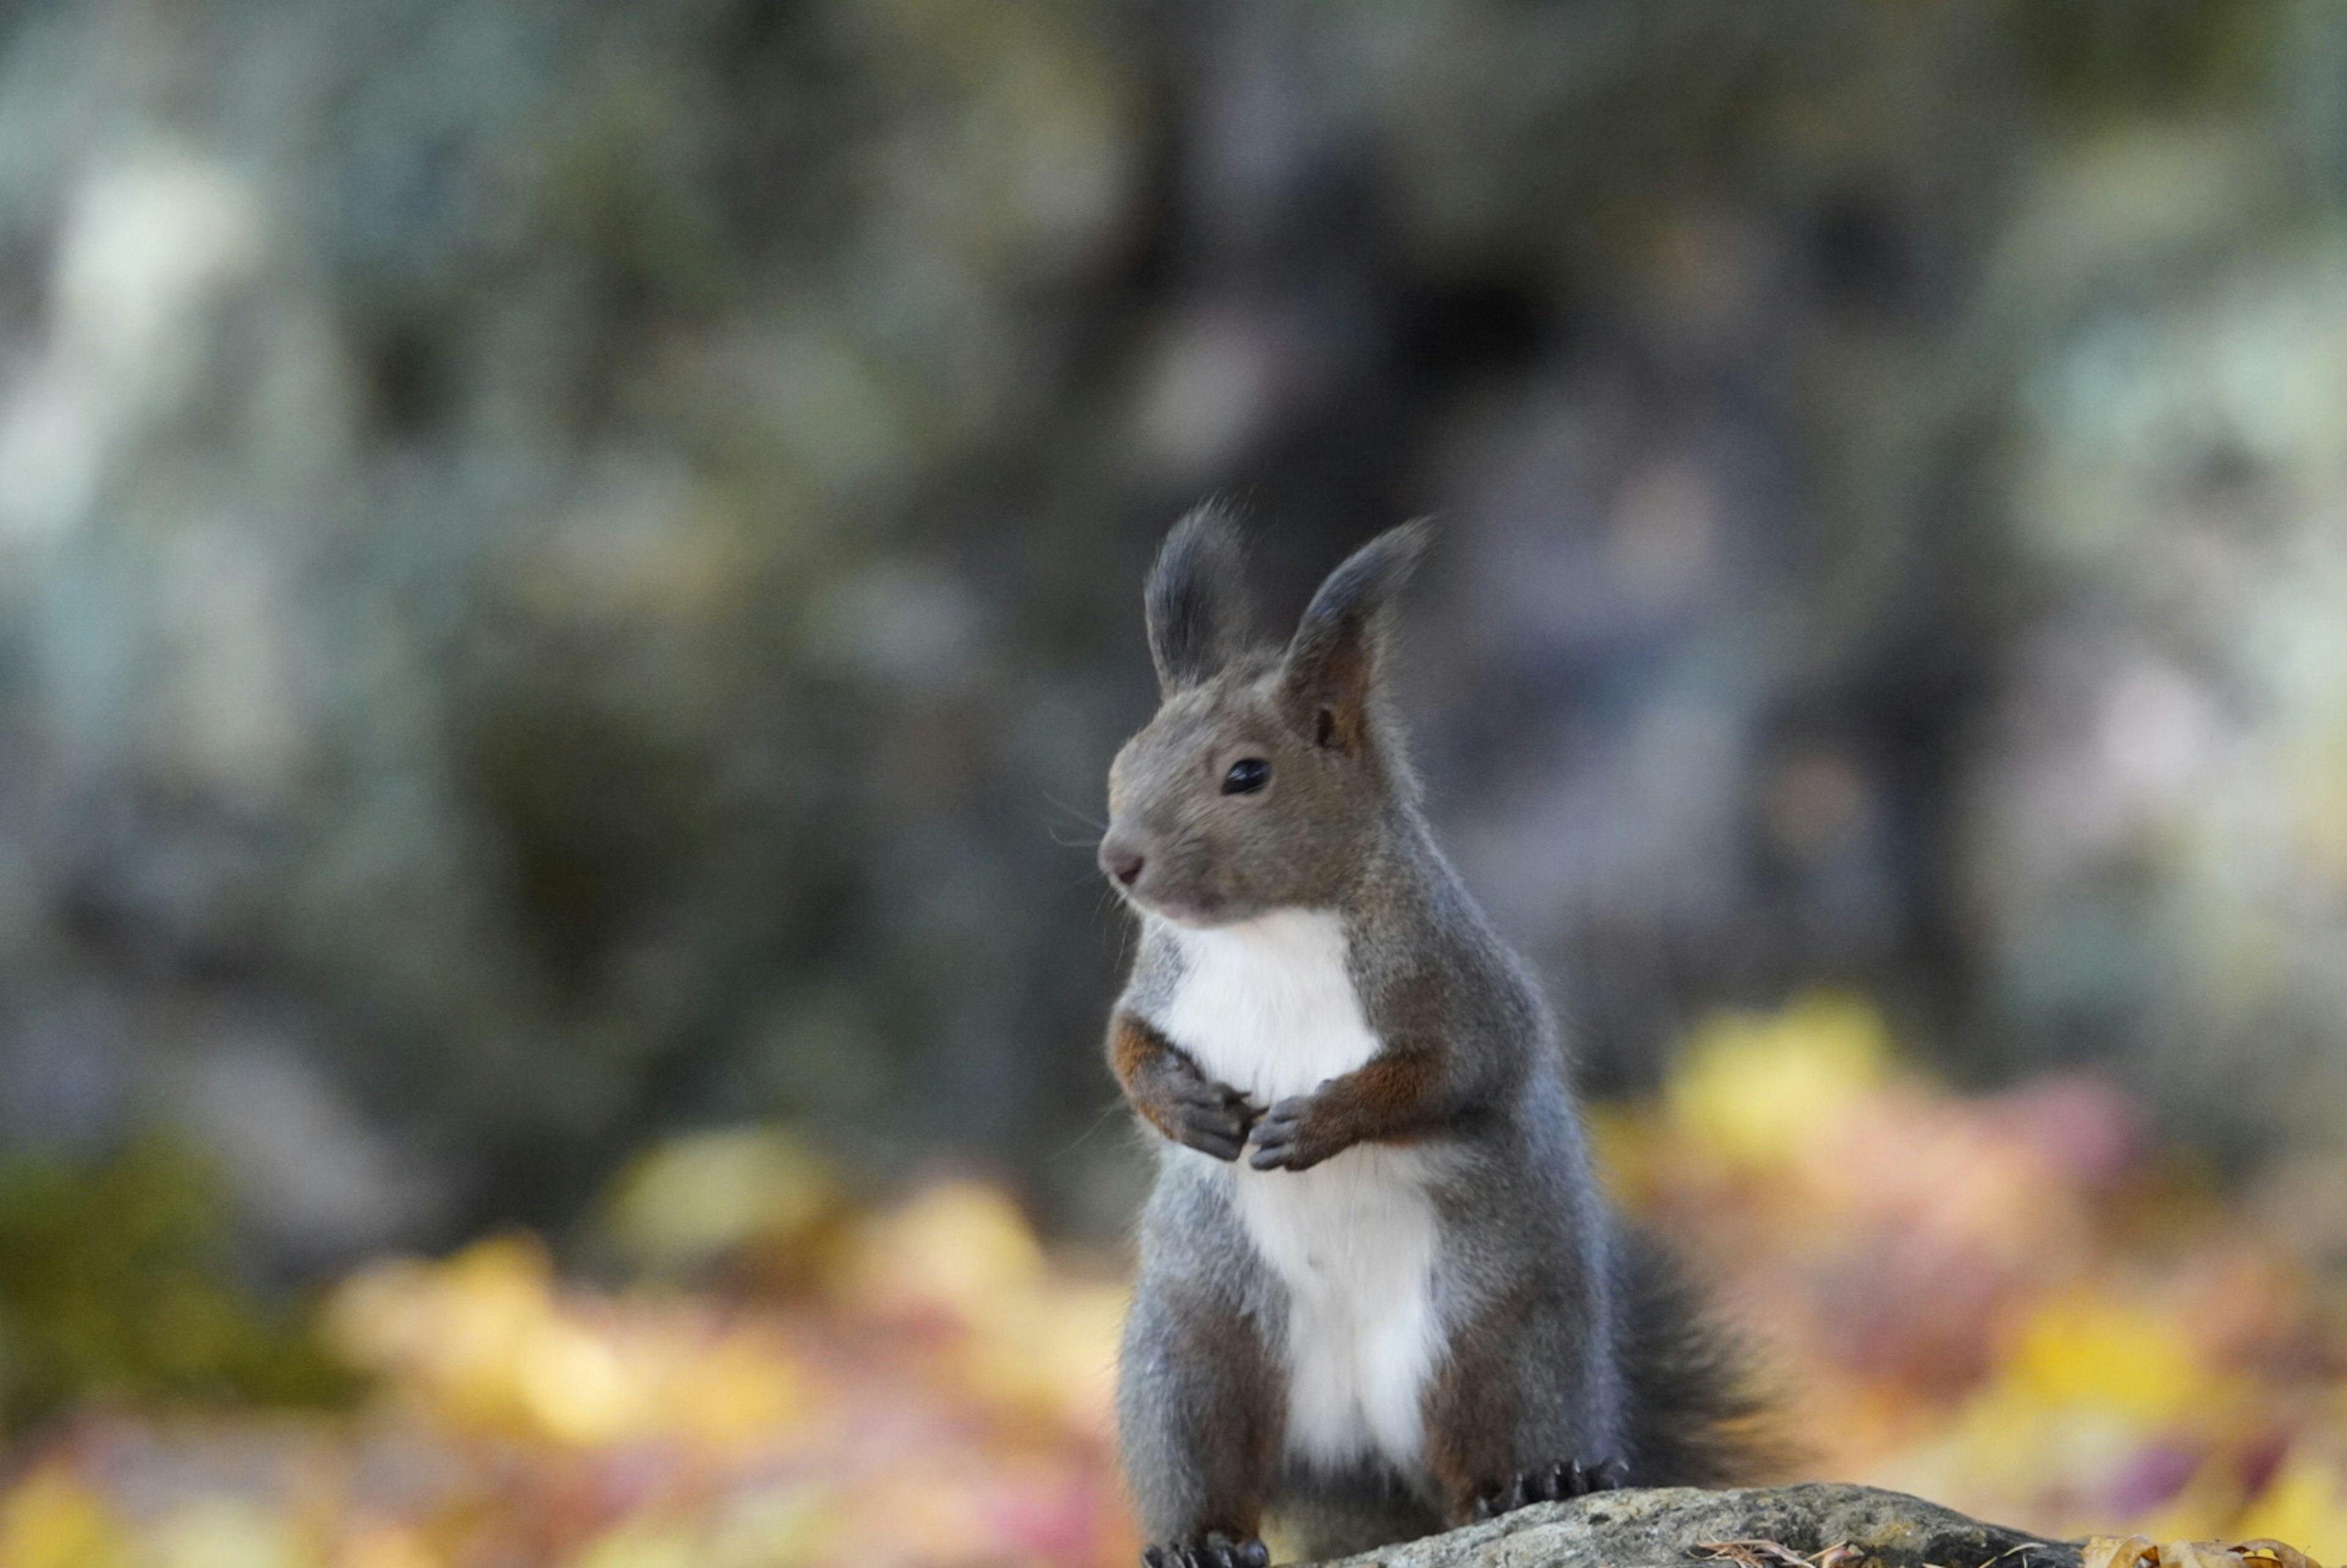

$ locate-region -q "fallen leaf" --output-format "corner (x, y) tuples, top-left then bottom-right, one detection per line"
(2082, 1537), (2161, 1568)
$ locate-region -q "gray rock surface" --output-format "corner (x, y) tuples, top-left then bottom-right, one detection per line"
(1321, 1486), (2079, 1568)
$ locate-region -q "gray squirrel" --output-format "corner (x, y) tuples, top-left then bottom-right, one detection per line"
(1096, 505), (1769, 1568)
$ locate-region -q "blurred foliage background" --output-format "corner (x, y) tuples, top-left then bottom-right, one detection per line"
(2, 0), (2347, 1563)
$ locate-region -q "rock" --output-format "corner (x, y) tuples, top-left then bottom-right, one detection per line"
(1317, 1485), (2079, 1568)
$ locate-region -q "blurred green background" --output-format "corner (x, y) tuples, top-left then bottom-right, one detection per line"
(1, 0), (2345, 1361)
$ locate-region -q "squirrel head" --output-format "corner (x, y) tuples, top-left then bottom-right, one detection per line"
(1099, 503), (1432, 928)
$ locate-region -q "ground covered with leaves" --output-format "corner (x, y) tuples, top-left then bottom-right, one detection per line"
(1, 997), (2343, 1568)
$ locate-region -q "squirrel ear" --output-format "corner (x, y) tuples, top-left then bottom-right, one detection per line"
(1281, 519), (1432, 752)
(1145, 502), (1255, 694)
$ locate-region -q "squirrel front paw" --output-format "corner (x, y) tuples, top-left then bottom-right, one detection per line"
(1112, 1017), (1261, 1160)
(1246, 1090), (1345, 1171)
(1161, 1076), (1261, 1161)
(1129, 1061), (1261, 1162)
(1467, 1457), (1630, 1520)
(1142, 1533), (1269, 1568)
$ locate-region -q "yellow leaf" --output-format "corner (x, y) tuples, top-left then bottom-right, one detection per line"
(145, 1498), (314, 1568)
(0, 1468), (130, 1568)
(705, 1486), (836, 1568)
(574, 1518), (703, 1568)
(962, 1277), (1129, 1430)
(2085, 1539), (2161, 1568)
(334, 1523), (443, 1568)
(2235, 1448), (2347, 1566)
(836, 1179), (1048, 1321)
(516, 1314), (642, 1445)
(2154, 1543), (2246, 1568)
(2002, 1294), (2206, 1423)
(604, 1127), (837, 1273)
(2235, 1541), (2321, 1568)
(1666, 992), (1891, 1169)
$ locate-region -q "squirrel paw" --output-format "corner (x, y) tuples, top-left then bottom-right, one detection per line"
(1246, 1091), (1340, 1171)
(1159, 1079), (1262, 1162)
(1142, 1532), (1270, 1568)
(1469, 1457), (1631, 1519)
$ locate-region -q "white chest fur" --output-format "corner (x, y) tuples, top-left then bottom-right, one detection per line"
(1158, 910), (1444, 1474)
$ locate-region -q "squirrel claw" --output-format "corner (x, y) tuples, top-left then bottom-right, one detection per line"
(1470, 1457), (1630, 1519)
(1142, 1533), (1269, 1568)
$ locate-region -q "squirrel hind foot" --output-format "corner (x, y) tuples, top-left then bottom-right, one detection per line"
(1142, 1533), (1271, 1568)
(1468, 1457), (1631, 1520)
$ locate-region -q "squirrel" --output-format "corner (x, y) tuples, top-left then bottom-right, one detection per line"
(1096, 505), (1769, 1568)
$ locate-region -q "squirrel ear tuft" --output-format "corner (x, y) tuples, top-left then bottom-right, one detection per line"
(1282, 519), (1433, 753)
(1146, 502), (1255, 694)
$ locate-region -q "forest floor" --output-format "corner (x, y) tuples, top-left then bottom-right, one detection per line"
(2, 995), (2345, 1568)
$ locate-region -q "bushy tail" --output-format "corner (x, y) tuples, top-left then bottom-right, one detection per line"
(1613, 1225), (1787, 1486)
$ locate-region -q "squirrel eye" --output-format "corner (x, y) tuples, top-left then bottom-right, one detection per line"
(1222, 757), (1271, 796)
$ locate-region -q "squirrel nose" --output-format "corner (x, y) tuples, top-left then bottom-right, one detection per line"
(1100, 840), (1145, 888)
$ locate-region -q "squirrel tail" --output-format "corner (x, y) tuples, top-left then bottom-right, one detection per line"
(1613, 1225), (1788, 1486)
